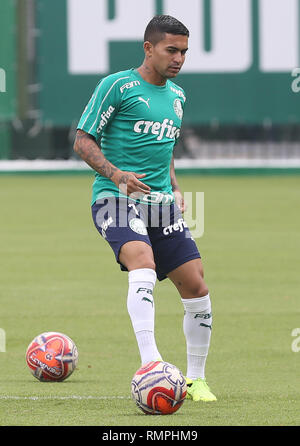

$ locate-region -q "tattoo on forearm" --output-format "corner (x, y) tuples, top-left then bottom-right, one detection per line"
(74, 131), (118, 179)
(118, 174), (130, 184)
(99, 162), (118, 179)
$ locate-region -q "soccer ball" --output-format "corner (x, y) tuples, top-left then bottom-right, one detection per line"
(26, 331), (78, 382)
(131, 361), (186, 415)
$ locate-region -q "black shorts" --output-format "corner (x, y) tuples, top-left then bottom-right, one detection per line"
(91, 197), (201, 281)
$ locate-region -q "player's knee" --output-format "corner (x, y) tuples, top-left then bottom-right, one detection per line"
(183, 281), (209, 299)
(121, 249), (156, 271)
(185, 266), (207, 297)
(139, 261), (156, 270)
(119, 241), (155, 271)
(133, 254), (156, 270)
(127, 260), (156, 271)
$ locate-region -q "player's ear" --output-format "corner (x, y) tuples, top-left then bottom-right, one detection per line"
(144, 41), (153, 58)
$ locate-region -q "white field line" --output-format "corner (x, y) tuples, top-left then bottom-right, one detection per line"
(0, 395), (131, 401)
(1, 158), (300, 172)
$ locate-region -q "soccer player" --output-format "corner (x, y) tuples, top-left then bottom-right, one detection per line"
(74, 15), (216, 402)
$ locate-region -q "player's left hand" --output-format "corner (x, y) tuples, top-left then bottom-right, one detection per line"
(174, 190), (187, 213)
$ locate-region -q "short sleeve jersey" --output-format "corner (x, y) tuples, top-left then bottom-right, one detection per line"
(77, 68), (186, 205)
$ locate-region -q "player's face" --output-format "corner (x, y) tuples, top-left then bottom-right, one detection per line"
(147, 33), (188, 79)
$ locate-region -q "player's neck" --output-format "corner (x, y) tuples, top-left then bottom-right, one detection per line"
(137, 64), (167, 86)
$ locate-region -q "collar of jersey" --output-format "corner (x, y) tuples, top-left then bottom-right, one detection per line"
(132, 69), (168, 91)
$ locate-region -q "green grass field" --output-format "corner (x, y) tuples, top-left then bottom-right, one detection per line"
(0, 173), (299, 426)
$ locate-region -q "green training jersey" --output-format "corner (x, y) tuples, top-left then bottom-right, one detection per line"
(77, 68), (186, 205)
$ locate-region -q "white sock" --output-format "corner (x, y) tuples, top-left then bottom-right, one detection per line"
(127, 268), (162, 365)
(181, 294), (212, 380)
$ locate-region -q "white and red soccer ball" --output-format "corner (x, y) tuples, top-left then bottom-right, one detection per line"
(131, 361), (187, 415)
(26, 332), (78, 382)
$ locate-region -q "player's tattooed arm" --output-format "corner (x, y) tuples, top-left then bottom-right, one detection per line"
(74, 130), (151, 195)
(170, 156), (186, 212)
(74, 130), (119, 179)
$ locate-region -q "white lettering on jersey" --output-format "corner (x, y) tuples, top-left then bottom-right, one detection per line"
(120, 80), (141, 93)
(170, 86), (186, 102)
(96, 105), (115, 133)
(134, 119), (180, 141)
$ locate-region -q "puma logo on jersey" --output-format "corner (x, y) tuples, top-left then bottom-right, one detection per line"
(138, 97), (150, 108)
(134, 118), (180, 141)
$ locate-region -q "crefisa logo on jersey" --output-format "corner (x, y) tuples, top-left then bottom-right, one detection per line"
(134, 118), (180, 141)
(97, 105), (115, 133)
(173, 98), (183, 120)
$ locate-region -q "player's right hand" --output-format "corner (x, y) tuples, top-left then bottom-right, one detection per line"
(112, 171), (151, 197)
